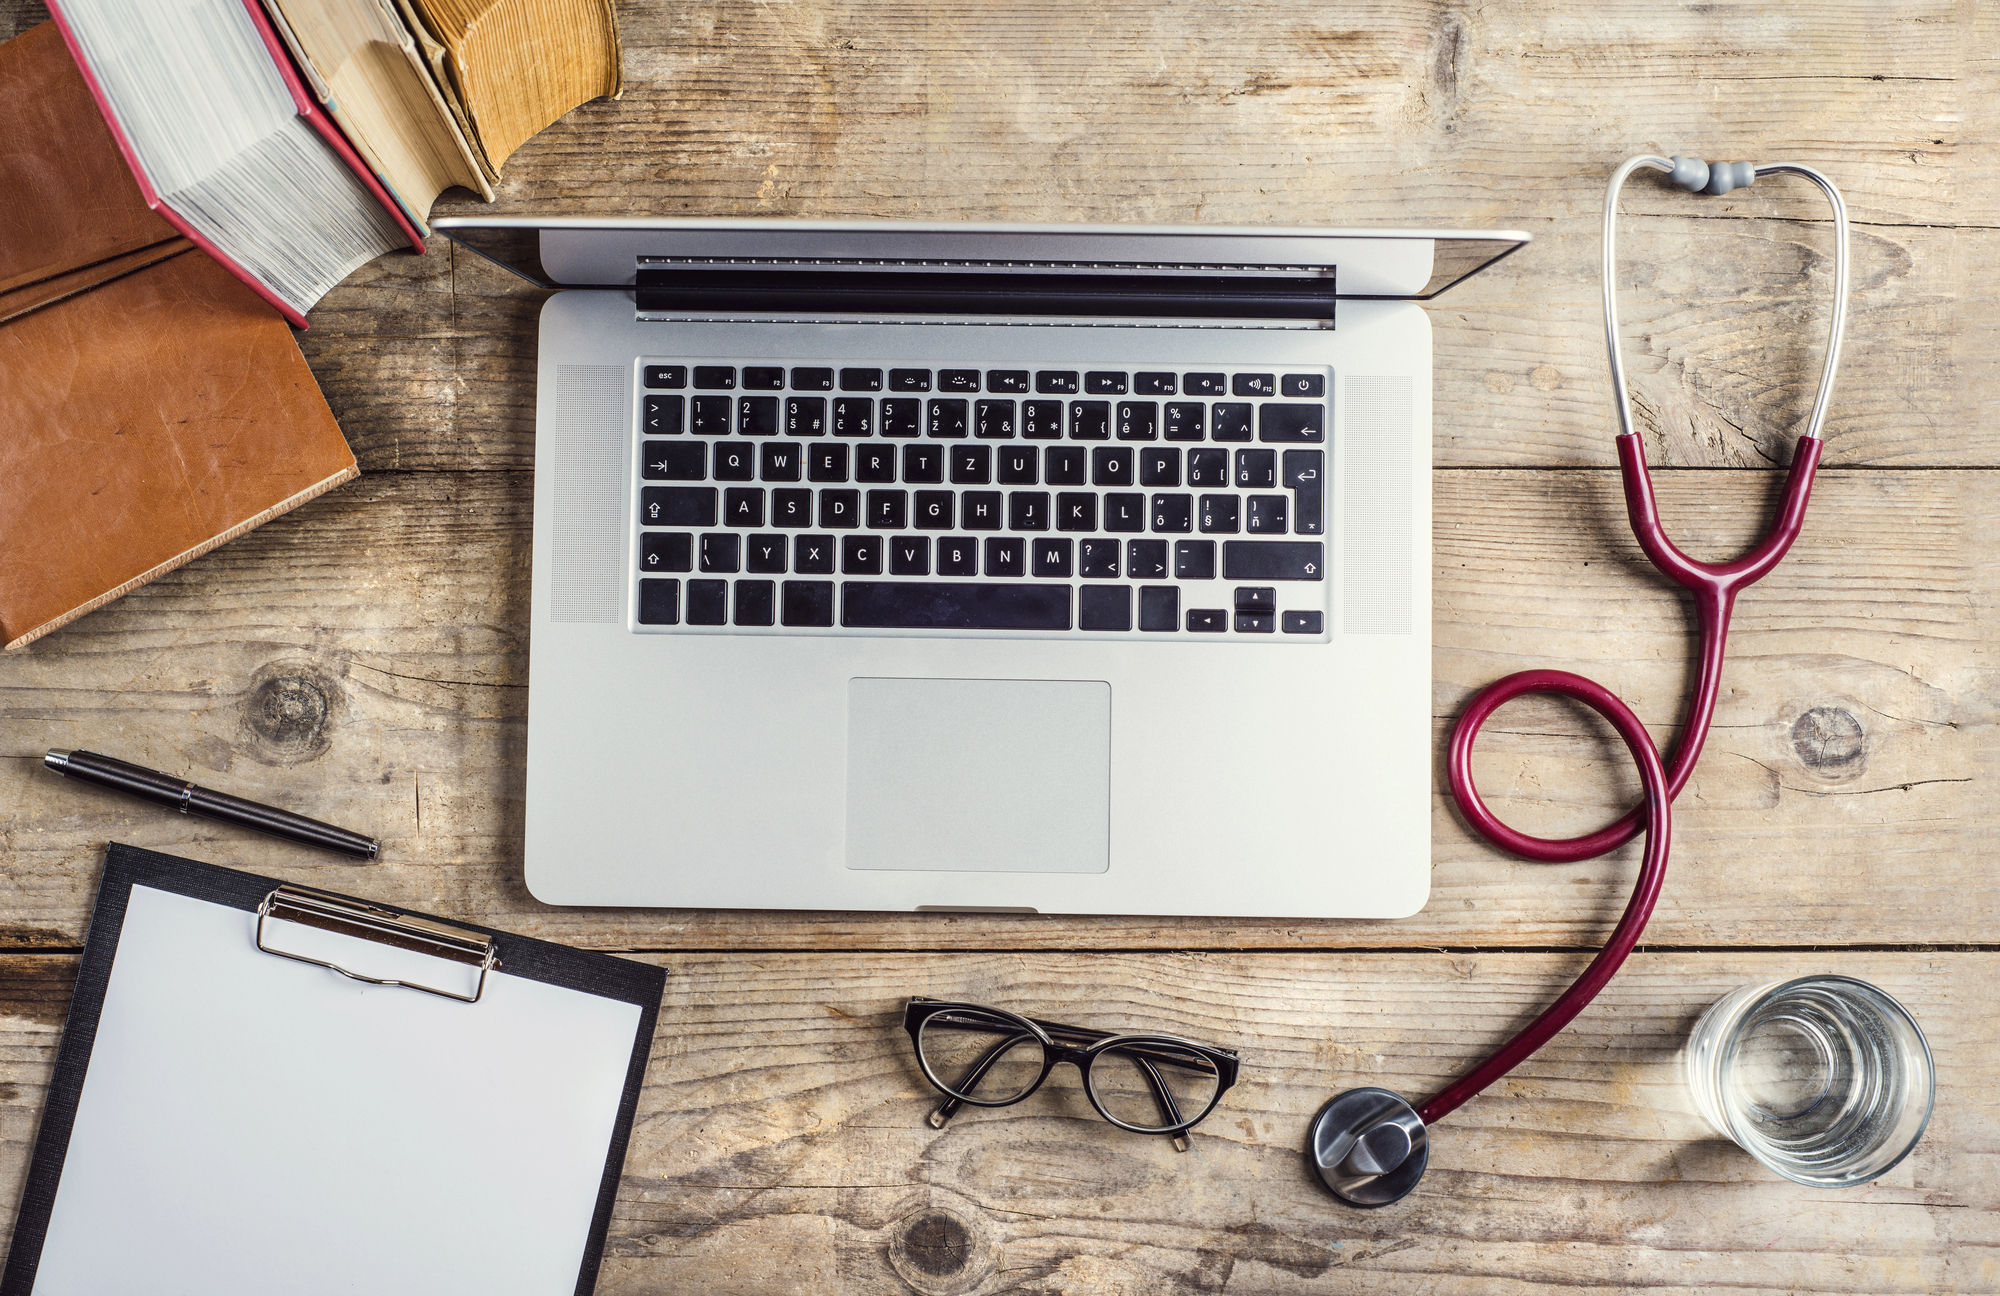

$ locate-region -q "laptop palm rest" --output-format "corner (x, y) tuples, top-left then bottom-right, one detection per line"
(845, 677), (1110, 874)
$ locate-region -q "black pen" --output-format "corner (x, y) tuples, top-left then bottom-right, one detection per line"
(44, 749), (379, 860)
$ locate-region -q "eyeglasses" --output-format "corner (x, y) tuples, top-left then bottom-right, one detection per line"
(903, 998), (1241, 1151)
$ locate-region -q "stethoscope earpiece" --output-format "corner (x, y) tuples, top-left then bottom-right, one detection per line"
(1308, 1088), (1429, 1208)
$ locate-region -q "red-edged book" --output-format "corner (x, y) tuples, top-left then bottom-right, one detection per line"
(44, 0), (423, 329)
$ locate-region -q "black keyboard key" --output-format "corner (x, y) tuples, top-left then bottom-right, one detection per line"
(840, 367), (883, 392)
(1212, 402), (1253, 442)
(699, 532), (740, 573)
(989, 369), (1030, 393)
(1138, 585), (1179, 632)
(1187, 448), (1229, 487)
(882, 398), (923, 437)
(902, 443), (944, 483)
(637, 577), (679, 624)
(642, 394), (683, 435)
(843, 581), (1070, 630)
(843, 535), (883, 574)
(740, 584), (776, 628)
(1116, 401), (1157, 441)
(1056, 491), (1096, 532)
(939, 368), (981, 392)
(1069, 400), (1110, 440)
(937, 537), (978, 576)
(997, 446), (1038, 484)
(855, 444), (896, 482)
(1079, 538), (1119, 578)
(1079, 584), (1131, 630)
(1163, 402), (1205, 441)
(890, 368), (932, 392)
(833, 397), (875, 438)
(1236, 449), (1276, 489)
(742, 366), (785, 390)
(791, 366), (834, 390)
(794, 534), (835, 574)
(782, 580), (834, 626)
(1281, 373), (1325, 398)
(1022, 400), (1064, 439)
(724, 487), (765, 527)
(1223, 540), (1325, 581)
(1176, 539), (1216, 580)
(1246, 494), (1288, 534)
(1236, 587), (1276, 612)
(1103, 493), (1146, 532)
(974, 399), (1017, 439)
(868, 489), (908, 530)
(950, 445), (991, 484)
(760, 442), (801, 482)
(1283, 610), (1325, 634)
(808, 444), (849, 482)
(1044, 445), (1086, 485)
(1033, 537), (1072, 577)
(643, 364), (687, 390)
(773, 488), (812, 527)
(786, 396), (827, 436)
(1086, 370), (1128, 394)
(960, 491), (1003, 530)
(639, 531), (692, 572)
(690, 395), (731, 435)
(914, 490), (954, 529)
(1151, 493), (1192, 532)
(1036, 370), (1080, 394)
(1199, 493), (1239, 533)
(1234, 612), (1274, 634)
(820, 489), (860, 528)
(1092, 446), (1134, 486)
(890, 535), (931, 575)
(1135, 371), (1176, 395)
(736, 579), (776, 625)
(643, 441), (704, 481)
(642, 486), (716, 526)
(1128, 538), (1168, 580)
(1140, 446), (1180, 487)
(693, 366), (737, 390)
(1259, 403), (1324, 442)
(1185, 372), (1225, 396)
(714, 443), (754, 481)
(1284, 449), (1324, 535)
(745, 534), (787, 573)
(1008, 491), (1050, 532)
(687, 579), (728, 624)
(928, 398), (969, 439)
(1189, 608), (1228, 633)
(984, 537), (1025, 577)
(1233, 373), (1276, 397)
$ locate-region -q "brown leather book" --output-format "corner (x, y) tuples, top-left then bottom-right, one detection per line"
(0, 22), (359, 651)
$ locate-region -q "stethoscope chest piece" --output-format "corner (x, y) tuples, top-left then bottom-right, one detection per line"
(1308, 1087), (1428, 1207)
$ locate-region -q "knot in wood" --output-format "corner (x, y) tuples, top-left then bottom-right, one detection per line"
(241, 661), (338, 764)
(1790, 706), (1865, 776)
(898, 1212), (970, 1277)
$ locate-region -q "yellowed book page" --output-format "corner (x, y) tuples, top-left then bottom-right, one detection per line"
(408, 0), (621, 172)
(393, 0), (500, 183)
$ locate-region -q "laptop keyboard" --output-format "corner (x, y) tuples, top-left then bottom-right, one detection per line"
(631, 358), (1331, 639)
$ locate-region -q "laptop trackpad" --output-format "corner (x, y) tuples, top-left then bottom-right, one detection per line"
(845, 677), (1110, 873)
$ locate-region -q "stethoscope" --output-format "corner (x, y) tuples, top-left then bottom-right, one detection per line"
(1307, 154), (1851, 1206)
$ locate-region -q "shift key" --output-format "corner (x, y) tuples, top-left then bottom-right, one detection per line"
(1223, 540), (1324, 581)
(1284, 449), (1324, 535)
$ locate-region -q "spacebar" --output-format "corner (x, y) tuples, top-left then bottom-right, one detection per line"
(841, 582), (1072, 630)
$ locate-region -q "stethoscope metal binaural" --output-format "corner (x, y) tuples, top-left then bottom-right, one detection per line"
(1307, 154), (1851, 1207)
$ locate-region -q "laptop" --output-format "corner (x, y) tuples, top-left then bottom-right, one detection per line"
(436, 218), (1528, 917)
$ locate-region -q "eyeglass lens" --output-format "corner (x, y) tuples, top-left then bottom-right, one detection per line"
(1089, 1041), (1222, 1132)
(917, 1007), (1048, 1103)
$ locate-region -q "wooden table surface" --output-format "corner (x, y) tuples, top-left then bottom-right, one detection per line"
(4, 1), (1997, 1291)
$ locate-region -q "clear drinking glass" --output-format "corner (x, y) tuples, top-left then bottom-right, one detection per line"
(1683, 975), (1933, 1187)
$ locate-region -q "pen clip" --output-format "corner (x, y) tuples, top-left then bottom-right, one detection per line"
(254, 886), (500, 1004)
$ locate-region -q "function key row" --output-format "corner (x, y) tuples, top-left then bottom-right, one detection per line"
(641, 395), (1322, 443)
(645, 365), (1326, 399)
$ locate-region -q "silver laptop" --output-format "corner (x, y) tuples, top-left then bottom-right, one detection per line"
(437, 219), (1527, 917)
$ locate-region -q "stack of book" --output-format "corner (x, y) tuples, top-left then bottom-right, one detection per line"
(0, 0), (619, 649)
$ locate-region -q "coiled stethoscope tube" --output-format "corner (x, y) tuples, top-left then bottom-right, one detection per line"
(1309, 155), (1849, 1207)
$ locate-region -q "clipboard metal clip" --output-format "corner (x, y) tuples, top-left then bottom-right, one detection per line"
(255, 886), (501, 1004)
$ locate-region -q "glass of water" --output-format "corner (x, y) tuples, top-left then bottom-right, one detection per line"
(1683, 975), (1934, 1187)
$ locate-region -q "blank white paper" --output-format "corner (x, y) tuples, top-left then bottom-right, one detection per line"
(32, 884), (643, 1295)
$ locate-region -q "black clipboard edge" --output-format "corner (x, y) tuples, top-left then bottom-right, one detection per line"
(0, 843), (666, 1296)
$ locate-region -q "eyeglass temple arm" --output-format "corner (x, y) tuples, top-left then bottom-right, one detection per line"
(928, 1030), (1039, 1129)
(1135, 1054), (1193, 1153)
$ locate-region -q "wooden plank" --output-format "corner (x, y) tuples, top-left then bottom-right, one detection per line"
(1, 468), (1990, 951)
(2, 949), (1991, 1291)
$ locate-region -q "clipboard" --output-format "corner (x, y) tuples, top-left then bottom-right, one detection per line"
(2, 843), (665, 1295)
